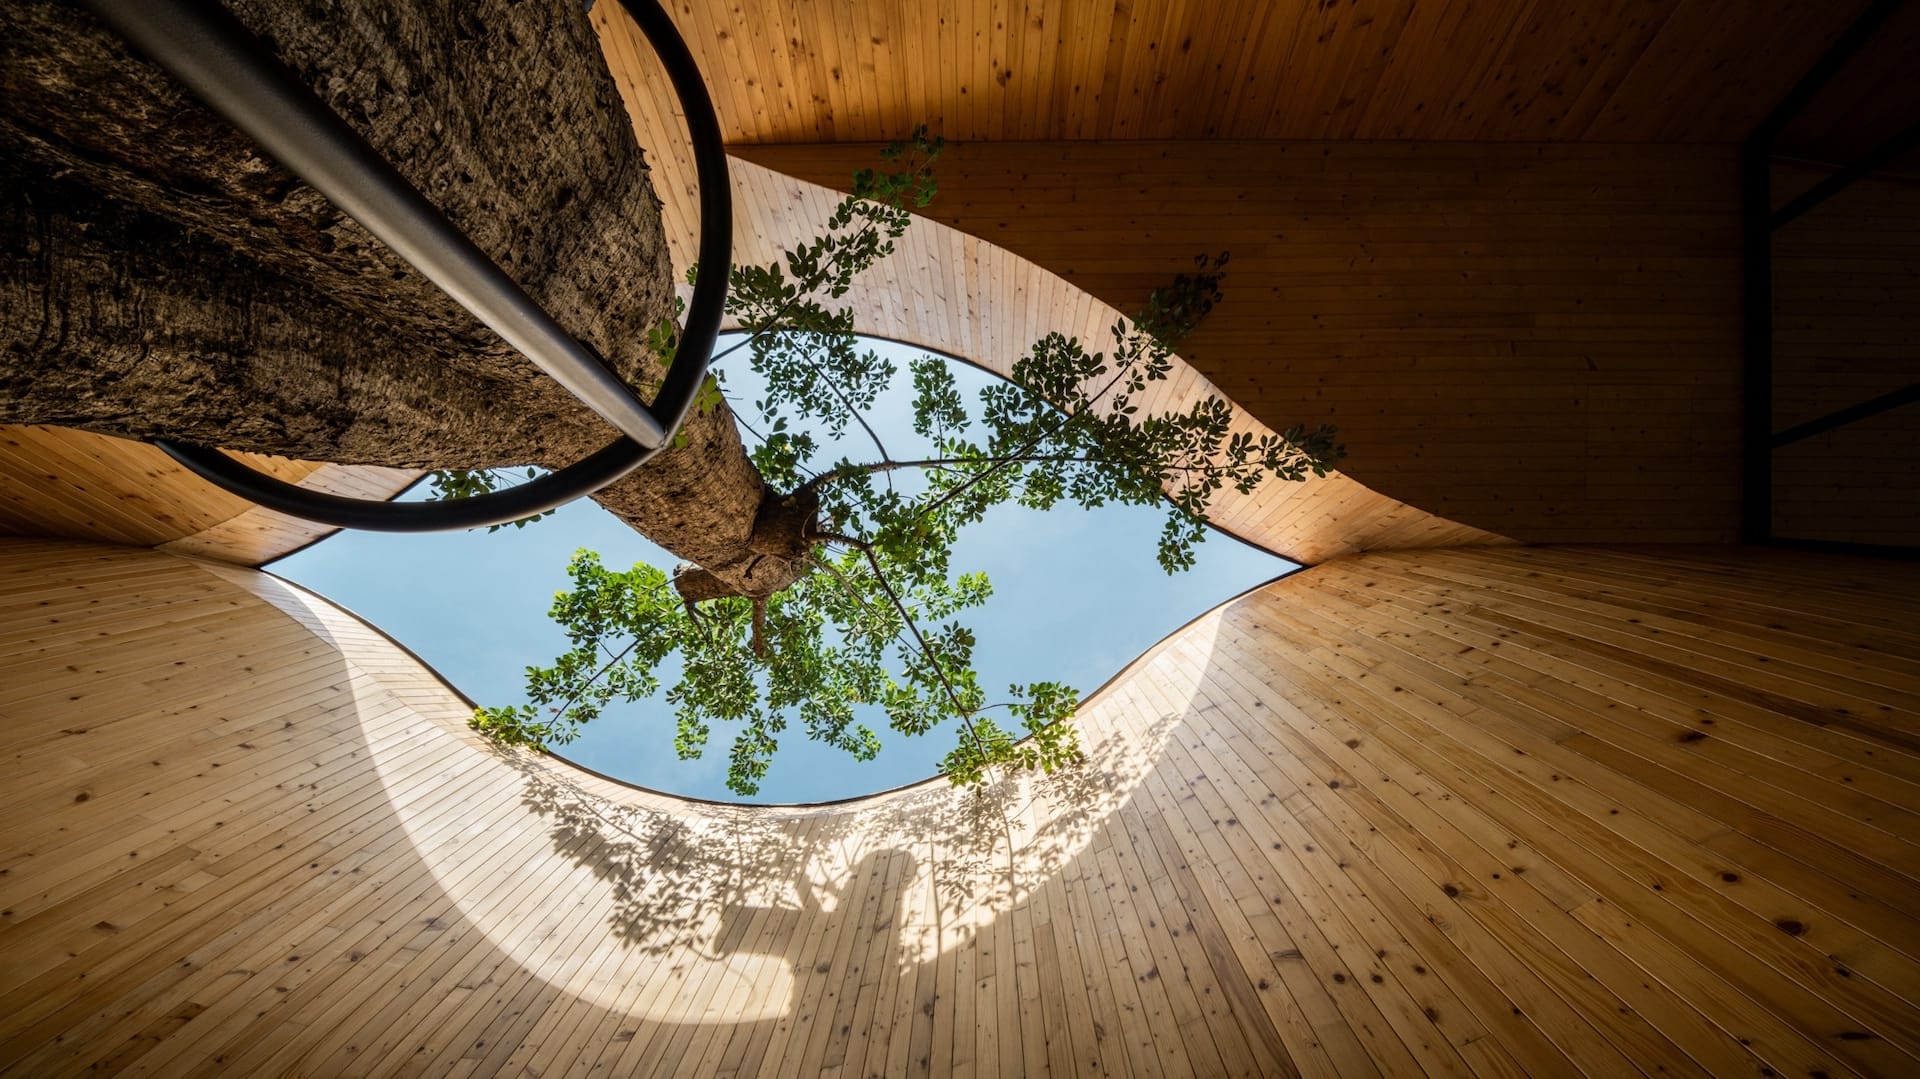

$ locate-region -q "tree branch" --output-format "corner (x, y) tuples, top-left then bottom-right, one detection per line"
(550, 636), (640, 724)
(707, 216), (886, 367)
(806, 531), (999, 777)
(810, 351), (892, 465)
(900, 321), (1200, 524)
(542, 574), (678, 727)
(800, 453), (1130, 495)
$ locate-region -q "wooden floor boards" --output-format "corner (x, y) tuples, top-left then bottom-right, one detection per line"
(1, 537), (1917, 1076)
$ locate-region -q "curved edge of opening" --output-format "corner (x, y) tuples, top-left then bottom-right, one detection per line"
(701, 155), (1515, 564)
(817, 331), (1313, 564)
(258, 555), (1307, 812)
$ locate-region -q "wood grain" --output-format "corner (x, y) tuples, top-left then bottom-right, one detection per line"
(4, 537), (1916, 1075)
(597, 2), (1750, 551)
(611, 0), (1868, 144)
(730, 139), (1746, 547)
(0, 426), (417, 567)
(1770, 163), (1920, 549)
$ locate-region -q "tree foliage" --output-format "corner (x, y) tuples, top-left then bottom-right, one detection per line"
(424, 468), (556, 530)
(467, 130), (1343, 795)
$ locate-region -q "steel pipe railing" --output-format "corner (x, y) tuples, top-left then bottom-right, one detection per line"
(80, 0), (731, 532)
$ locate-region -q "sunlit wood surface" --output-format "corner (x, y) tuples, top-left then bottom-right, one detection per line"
(1770, 0), (1920, 167)
(735, 156), (1508, 563)
(5, 536), (1917, 1076)
(0, 0), (1873, 567)
(734, 139), (1746, 546)
(596, 10), (1509, 564)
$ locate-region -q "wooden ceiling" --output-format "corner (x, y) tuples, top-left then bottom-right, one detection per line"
(652, 0), (1872, 144)
(10, 537), (1920, 1073)
(1770, 161), (1920, 549)
(730, 139), (1747, 546)
(1775, 0), (1920, 167)
(600, 2), (1757, 548)
(0, 0), (1881, 562)
(0, 426), (415, 566)
(717, 156), (1510, 561)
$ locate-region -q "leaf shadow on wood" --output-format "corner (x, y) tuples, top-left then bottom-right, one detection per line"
(496, 707), (1181, 970)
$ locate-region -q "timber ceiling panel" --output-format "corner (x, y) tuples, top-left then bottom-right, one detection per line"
(731, 156), (1510, 562)
(0, 0), (1848, 563)
(7, 539), (1920, 1073)
(645, 0), (1869, 144)
(599, 8), (1507, 562)
(1774, 0), (1920, 168)
(600, 5), (1751, 549)
(0, 425), (416, 566)
(725, 139), (1748, 544)
(1769, 163), (1920, 549)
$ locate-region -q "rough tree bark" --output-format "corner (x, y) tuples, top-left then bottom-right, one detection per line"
(0, 0), (814, 599)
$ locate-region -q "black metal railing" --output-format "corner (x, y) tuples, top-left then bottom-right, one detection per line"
(1741, 0), (1918, 558)
(81, 0), (731, 531)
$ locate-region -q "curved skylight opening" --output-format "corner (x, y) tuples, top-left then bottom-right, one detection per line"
(274, 337), (1294, 804)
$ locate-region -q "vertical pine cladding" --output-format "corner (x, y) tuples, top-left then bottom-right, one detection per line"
(739, 140), (1746, 546)
(6, 540), (1919, 1075)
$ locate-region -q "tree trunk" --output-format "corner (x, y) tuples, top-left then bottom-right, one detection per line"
(0, 0), (805, 596)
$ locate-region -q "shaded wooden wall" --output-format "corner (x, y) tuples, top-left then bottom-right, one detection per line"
(1769, 160), (1920, 551)
(738, 140), (1745, 545)
(1772, 0), (1920, 168)
(721, 156), (1511, 563)
(593, 10), (1510, 564)
(5, 537), (1917, 1076)
(0, 426), (416, 565)
(8, 0), (1810, 572)
(3, 0), (1891, 568)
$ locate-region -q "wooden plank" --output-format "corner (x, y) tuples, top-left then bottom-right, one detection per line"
(732, 137), (1742, 547)
(0, 427), (410, 567)
(6, 539), (1920, 1075)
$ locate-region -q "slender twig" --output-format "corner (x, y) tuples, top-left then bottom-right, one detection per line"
(806, 553), (934, 686)
(541, 576), (675, 727)
(905, 332), (1171, 523)
(907, 412), (1070, 522)
(808, 549), (955, 713)
(806, 529), (873, 550)
(707, 214), (888, 367)
(807, 530), (997, 772)
(801, 453), (1131, 495)
(722, 395), (771, 445)
(712, 212), (899, 469)
(704, 142), (939, 462)
(805, 343), (893, 465)
(721, 393), (822, 482)
(710, 130), (940, 369)
(549, 636), (640, 721)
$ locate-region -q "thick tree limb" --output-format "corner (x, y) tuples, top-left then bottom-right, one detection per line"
(0, 0), (793, 596)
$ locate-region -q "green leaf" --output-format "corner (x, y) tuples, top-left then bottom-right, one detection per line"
(469, 136), (1346, 797)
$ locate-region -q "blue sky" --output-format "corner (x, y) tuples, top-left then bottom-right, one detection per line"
(274, 339), (1293, 803)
